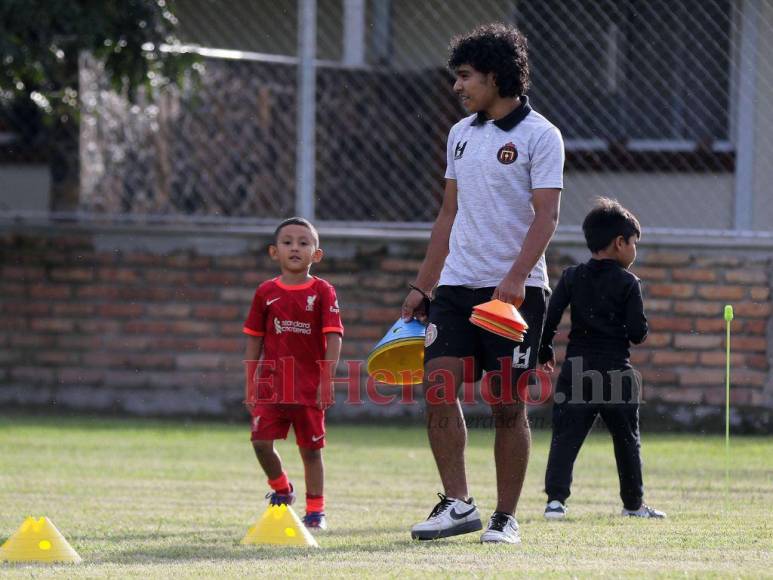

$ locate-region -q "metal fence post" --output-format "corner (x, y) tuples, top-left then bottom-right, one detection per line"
(296, 0), (317, 219)
(733, 0), (759, 231)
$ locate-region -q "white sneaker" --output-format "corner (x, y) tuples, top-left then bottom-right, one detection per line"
(621, 504), (666, 519)
(410, 493), (482, 540)
(544, 500), (567, 520)
(480, 512), (521, 544)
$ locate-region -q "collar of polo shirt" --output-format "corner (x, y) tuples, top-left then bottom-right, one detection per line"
(471, 95), (532, 131)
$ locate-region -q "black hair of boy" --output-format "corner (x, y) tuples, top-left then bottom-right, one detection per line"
(447, 23), (529, 98)
(274, 217), (319, 246)
(582, 198), (641, 253)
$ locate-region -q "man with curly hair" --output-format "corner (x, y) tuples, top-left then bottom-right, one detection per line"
(402, 22), (565, 544)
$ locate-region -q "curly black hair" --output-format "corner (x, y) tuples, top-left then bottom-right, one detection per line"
(582, 197), (641, 253)
(448, 23), (530, 98)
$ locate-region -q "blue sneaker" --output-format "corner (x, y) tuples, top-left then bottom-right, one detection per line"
(302, 511), (327, 531)
(266, 483), (296, 506)
(544, 500), (567, 520)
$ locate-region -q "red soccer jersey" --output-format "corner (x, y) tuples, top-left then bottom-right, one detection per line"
(243, 276), (343, 406)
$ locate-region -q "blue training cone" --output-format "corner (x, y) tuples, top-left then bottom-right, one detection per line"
(367, 318), (426, 385)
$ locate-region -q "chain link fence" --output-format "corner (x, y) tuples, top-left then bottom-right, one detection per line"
(4, 0), (773, 231)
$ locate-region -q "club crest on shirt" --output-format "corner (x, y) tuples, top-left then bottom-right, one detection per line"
(454, 140), (467, 160)
(497, 142), (517, 164)
(306, 295), (317, 311)
(274, 317), (282, 334)
(425, 323), (438, 347)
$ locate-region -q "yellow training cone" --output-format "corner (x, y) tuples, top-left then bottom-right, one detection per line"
(241, 504), (318, 548)
(0, 517), (81, 564)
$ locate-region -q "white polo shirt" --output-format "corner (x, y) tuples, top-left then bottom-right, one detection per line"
(439, 96), (564, 291)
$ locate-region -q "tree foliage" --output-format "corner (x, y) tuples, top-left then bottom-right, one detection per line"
(0, 0), (196, 124)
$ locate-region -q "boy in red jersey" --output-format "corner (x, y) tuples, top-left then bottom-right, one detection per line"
(243, 217), (343, 531)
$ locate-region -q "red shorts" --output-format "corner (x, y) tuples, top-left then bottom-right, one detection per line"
(250, 404), (326, 449)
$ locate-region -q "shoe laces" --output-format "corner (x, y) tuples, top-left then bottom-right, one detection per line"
(488, 512), (512, 532)
(427, 492), (455, 519)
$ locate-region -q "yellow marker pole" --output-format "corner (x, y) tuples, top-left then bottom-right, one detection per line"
(723, 304), (734, 507)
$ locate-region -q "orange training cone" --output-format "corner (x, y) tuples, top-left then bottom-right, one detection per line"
(472, 299), (529, 331)
(0, 517), (81, 563)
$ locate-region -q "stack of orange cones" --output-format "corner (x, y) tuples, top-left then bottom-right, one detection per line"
(469, 299), (528, 342)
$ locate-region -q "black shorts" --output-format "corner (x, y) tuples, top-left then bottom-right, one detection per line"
(424, 285), (549, 382)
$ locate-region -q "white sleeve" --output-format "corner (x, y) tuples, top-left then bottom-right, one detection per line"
(444, 125), (457, 180)
(530, 126), (565, 190)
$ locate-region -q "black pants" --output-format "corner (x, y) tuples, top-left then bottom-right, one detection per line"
(544, 374), (644, 510)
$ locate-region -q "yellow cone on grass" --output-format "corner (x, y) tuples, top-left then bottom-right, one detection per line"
(241, 504), (318, 548)
(0, 517), (81, 564)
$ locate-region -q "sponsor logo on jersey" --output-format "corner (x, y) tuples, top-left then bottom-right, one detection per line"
(497, 142), (517, 164)
(455, 140), (467, 160)
(330, 298), (339, 314)
(274, 318), (313, 335)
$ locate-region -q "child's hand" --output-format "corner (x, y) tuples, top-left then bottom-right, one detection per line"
(316, 381), (334, 410)
(540, 356), (556, 374)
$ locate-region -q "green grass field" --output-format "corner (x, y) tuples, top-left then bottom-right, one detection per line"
(0, 414), (771, 578)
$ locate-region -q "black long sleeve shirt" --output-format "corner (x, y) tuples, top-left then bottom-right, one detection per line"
(538, 258), (648, 370)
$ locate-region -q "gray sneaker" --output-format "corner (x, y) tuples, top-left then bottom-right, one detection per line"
(410, 493), (482, 540)
(544, 500), (567, 520)
(622, 504), (666, 518)
(480, 512), (521, 544)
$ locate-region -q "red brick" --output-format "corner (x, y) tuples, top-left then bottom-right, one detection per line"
(733, 303), (772, 318)
(697, 285), (746, 300)
(30, 285), (71, 300)
(118, 287), (176, 301)
(674, 301), (724, 316)
(3, 303), (50, 315)
(146, 304), (191, 318)
(672, 269), (717, 282)
(750, 287), (770, 301)
(649, 316), (693, 332)
(724, 270), (768, 284)
(730, 320), (768, 334)
(644, 299), (672, 313)
(361, 307), (399, 323)
(77, 319), (122, 334)
(380, 259), (423, 272)
(630, 351), (650, 365)
(11, 334), (57, 348)
(193, 305), (241, 320)
(342, 325), (385, 340)
(732, 369), (767, 387)
(652, 351), (698, 365)
(172, 288), (218, 301)
(644, 332), (672, 347)
(11, 366), (55, 384)
(99, 268), (140, 283)
(123, 253), (169, 266)
(647, 283), (695, 299)
(154, 337), (198, 350)
(2, 266), (46, 281)
(677, 368), (724, 386)
(196, 338), (243, 352)
(214, 256), (257, 269)
(192, 271), (240, 285)
(698, 352), (745, 367)
(746, 354), (769, 370)
(220, 288), (256, 303)
(655, 387), (704, 404)
(732, 337), (767, 352)
(673, 333), (723, 350)
(99, 304), (144, 318)
(50, 268), (94, 282)
(177, 354), (225, 369)
(362, 275), (404, 290)
(53, 303), (95, 316)
(101, 336), (151, 351)
(125, 321), (173, 335)
(76, 285), (119, 299)
(218, 322), (243, 336)
(170, 321), (215, 335)
(640, 369), (678, 385)
(35, 350), (75, 365)
(59, 368), (105, 384)
(695, 318), (727, 333)
(695, 256), (741, 268)
(0, 283), (26, 296)
(643, 252), (691, 266)
(340, 309), (361, 323)
(144, 270), (189, 284)
(30, 318), (75, 333)
(56, 335), (102, 349)
(104, 370), (147, 388)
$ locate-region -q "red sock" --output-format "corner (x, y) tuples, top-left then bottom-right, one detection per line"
(306, 494), (324, 514)
(267, 472), (292, 495)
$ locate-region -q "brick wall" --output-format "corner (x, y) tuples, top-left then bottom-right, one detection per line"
(1, 226), (771, 431)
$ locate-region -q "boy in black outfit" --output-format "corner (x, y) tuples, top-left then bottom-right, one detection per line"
(538, 197), (665, 520)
